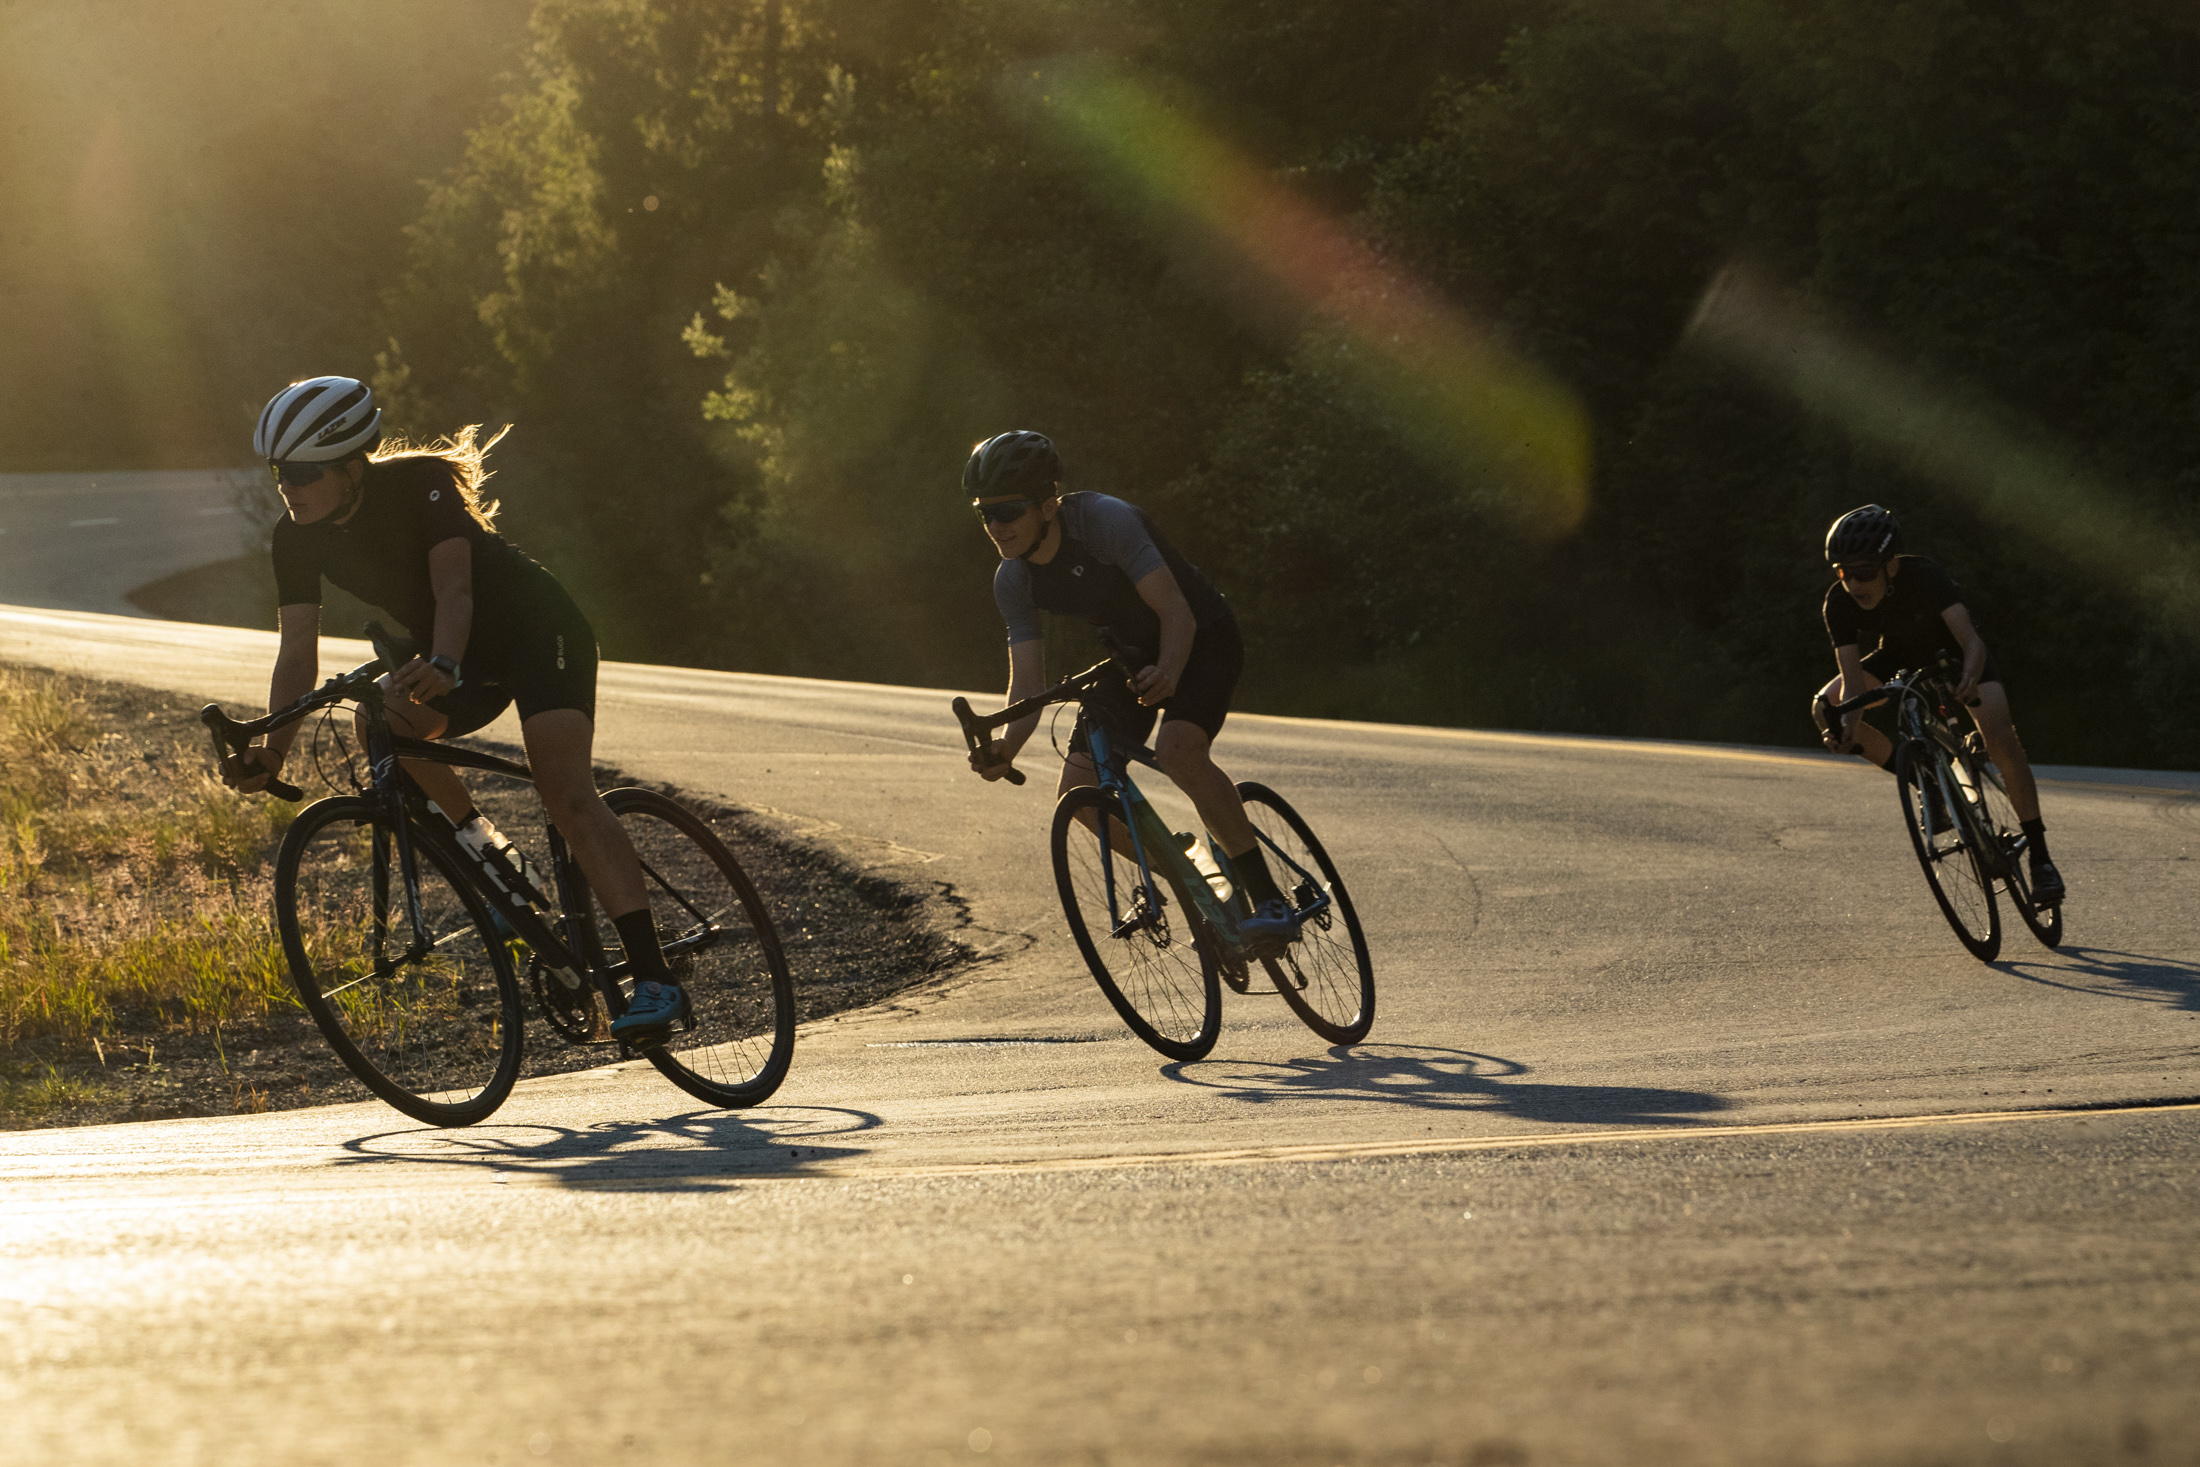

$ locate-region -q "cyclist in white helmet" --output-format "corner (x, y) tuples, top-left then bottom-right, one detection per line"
(220, 376), (689, 1044)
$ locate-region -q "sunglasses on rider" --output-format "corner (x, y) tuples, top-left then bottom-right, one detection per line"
(1834, 561), (1884, 583)
(269, 460), (329, 490)
(971, 498), (1039, 525)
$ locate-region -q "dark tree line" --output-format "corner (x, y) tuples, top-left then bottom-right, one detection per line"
(367, 0), (2200, 764)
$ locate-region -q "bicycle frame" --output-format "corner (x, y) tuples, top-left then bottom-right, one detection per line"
(951, 648), (1332, 952)
(1822, 661), (2015, 877)
(202, 629), (605, 981)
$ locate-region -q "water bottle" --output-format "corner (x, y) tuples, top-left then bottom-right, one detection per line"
(438, 804), (542, 909)
(1174, 830), (1234, 904)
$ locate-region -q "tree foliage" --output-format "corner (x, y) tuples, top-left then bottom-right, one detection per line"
(381, 0), (2200, 762)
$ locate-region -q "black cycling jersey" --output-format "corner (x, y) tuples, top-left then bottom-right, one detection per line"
(272, 455), (564, 674)
(1823, 555), (1970, 669)
(992, 492), (1231, 655)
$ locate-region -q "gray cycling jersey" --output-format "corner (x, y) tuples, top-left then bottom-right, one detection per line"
(992, 492), (1230, 648)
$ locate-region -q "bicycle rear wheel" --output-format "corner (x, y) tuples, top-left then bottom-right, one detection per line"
(1236, 782), (1375, 1045)
(1052, 786), (1221, 1061)
(1976, 756), (2065, 950)
(595, 789), (796, 1108)
(273, 796), (524, 1126)
(1895, 740), (2001, 962)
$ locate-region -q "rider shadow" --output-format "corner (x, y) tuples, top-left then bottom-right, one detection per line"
(1999, 946), (2200, 1012)
(1164, 1044), (1732, 1127)
(328, 1104), (883, 1190)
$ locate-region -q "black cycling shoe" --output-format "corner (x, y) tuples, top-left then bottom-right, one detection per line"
(2028, 857), (2066, 908)
(1237, 898), (1302, 959)
(611, 979), (689, 1047)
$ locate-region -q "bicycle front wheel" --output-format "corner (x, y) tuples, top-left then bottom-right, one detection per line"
(273, 796), (524, 1126)
(1976, 756), (2065, 950)
(1052, 786), (1221, 1061)
(1895, 740), (2001, 963)
(1236, 782), (1375, 1044)
(596, 789), (796, 1108)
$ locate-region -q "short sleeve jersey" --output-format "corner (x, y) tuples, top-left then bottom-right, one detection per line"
(1822, 554), (1967, 666)
(991, 492), (1231, 653)
(271, 456), (543, 662)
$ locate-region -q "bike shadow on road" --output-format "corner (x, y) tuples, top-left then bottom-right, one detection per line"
(1998, 945), (2200, 1012)
(327, 1104), (883, 1190)
(1162, 1043), (1732, 1126)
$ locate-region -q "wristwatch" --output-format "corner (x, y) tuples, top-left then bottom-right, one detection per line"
(427, 654), (463, 690)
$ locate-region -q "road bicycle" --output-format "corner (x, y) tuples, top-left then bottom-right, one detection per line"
(952, 633), (1374, 1060)
(203, 623), (796, 1125)
(1822, 656), (2064, 963)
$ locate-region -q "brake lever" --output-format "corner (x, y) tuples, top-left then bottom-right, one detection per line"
(200, 705), (304, 803)
(950, 696), (1026, 786)
(362, 619), (410, 677)
(1095, 629), (1144, 674)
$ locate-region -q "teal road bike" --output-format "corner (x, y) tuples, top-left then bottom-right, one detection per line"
(954, 634), (1375, 1061)
(1823, 655), (2064, 964)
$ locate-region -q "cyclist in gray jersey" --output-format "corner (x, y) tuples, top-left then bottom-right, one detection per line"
(962, 430), (1301, 953)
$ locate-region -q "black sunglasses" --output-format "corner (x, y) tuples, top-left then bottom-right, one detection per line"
(269, 460), (329, 490)
(1834, 561), (1885, 583)
(971, 498), (1039, 525)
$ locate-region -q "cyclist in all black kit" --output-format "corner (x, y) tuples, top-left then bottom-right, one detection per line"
(217, 376), (689, 1043)
(1809, 504), (2066, 904)
(961, 430), (1302, 953)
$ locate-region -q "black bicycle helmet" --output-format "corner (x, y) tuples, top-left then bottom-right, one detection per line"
(963, 430), (1061, 500)
(1824, 504), (1902, 564)
(255, 376), (381, 462)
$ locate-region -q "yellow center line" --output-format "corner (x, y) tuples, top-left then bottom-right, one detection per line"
(713, 1100), (2200, 1185)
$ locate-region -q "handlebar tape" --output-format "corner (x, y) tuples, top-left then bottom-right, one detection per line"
(950, 695), (1027, 786)
(201, 704), (304, 802)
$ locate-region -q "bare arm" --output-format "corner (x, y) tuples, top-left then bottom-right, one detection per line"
(390, 537), (474, 704)
(973, 640), (1047, 780)
(223, 604), (320, 791)
(1821, 643), (1872, 750)
(1130, 565), (1196, 705)
(1940, 603), (1989, 703)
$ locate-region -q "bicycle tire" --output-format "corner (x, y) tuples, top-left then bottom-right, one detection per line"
(1051, 785), (1221, 1061)
(1975, 756), (2065, 950)
(594, 789), (796, 1108)
(273, 795), (525, 1126)
(1236, 782), (1376, 1045)
(1894, 739), (2001, 962)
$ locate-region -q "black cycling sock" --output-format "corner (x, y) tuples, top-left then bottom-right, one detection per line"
(2020, 819), (2051, 863)
(1229, 843), (1284, 908)
(611, 909), (676, 985)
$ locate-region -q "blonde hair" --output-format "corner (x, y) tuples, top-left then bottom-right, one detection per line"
(368, 423), (508, 530)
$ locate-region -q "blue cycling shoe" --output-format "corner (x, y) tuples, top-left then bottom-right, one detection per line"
(1237, 898), (1302, 959)
(611, 979), (689, 1047)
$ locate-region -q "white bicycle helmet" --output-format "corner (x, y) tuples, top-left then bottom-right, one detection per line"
(254, 376), (382, 462)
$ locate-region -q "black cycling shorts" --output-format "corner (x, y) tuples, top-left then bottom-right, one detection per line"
(423, 573), (600, 739)
(1071, 615), (1244, 757)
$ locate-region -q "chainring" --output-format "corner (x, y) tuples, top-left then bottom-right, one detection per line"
(528, 956), (605, 1045)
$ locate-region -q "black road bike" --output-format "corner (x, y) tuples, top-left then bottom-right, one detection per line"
(1823, 657), (2064, 963)
(952, 634), (1374, 1060)
(204, 624), (796, 1125)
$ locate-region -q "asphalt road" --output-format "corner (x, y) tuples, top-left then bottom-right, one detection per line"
(2, 603), (2196, 1465)
(0, 471), (255, 616)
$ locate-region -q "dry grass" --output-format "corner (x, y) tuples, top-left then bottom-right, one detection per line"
(0, 665), (300, 1119)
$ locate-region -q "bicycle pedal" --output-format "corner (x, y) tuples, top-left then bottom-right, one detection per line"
(680, 1010), (698, 1032)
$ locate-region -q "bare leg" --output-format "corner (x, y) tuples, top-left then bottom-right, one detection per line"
(1966, 682), (2042, 822)
(357, 694), (474, 821)
(519, 708), (648, 917)
(1152, 721), (1257, 856)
